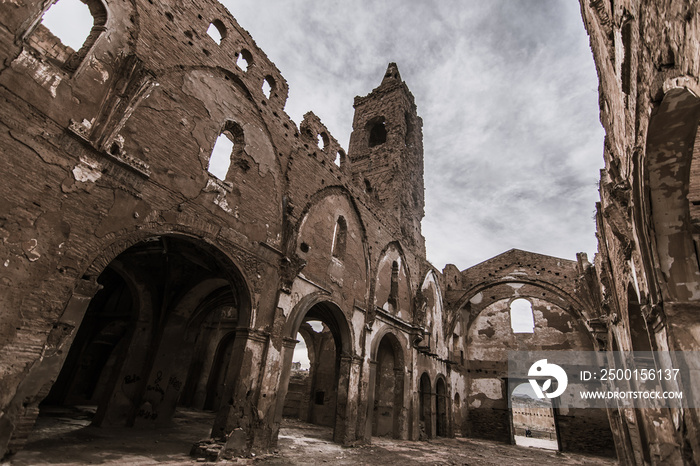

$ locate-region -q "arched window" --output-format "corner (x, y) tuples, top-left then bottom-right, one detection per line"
(208, 122), (244, 181)
(332, 216), (347, 260)
(510, 298), (534, 333)
(236, 49), (253, 72)
(367, 117), (387, 147)
(262, 75), (275, 99)
(207, 20), (226, 45)
(27, 0), (107, 72)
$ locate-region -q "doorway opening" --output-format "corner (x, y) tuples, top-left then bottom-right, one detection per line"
(510, 382), (558, 450)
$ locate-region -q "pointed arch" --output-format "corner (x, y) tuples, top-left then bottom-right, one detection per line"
(641, 86), (700, 302)
(374, 241), (413, 321)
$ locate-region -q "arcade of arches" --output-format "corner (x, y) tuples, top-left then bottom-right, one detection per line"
(0, 0), (699, 464)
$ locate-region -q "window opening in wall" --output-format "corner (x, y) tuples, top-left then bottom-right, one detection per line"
(41, 0), (93, 51)
(334, 151), (342, 167)
(332, 216), (347, 260)
(262, 77), (273, 99)
(319, 132), (330, 151)
(208, 122), (244, 181)
(207, 20), (226, 45)
(368, 118), (387, 147)
(307, 320), (324, 332)
(208, 133), (234, 180)
(236, 49), (252, 72)
(28, 0), (106, 71)
(510, 298), (535, 333)
(292, 332), (310, 370)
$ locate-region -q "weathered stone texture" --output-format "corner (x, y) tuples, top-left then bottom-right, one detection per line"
(4, 0), (695, 464)
(581, 0), (700, 463)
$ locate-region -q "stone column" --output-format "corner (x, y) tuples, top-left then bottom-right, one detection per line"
(212, 328), (269, 455)
(2, 278), (102, 457)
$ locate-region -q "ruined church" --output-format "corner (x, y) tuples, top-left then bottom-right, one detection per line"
(0, 0), (699, 464)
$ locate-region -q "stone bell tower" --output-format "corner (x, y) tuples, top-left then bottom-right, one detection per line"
(348, 63), (425, 252)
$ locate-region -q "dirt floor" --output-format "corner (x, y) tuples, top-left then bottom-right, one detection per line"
(5, 407), (617, 465)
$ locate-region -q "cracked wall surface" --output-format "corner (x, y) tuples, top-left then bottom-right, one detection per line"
(580, 0), (700, 463)
(3, 0), (691, 463)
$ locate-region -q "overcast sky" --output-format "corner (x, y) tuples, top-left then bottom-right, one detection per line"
(223, 0), (604, 271)
(45, 0), (603, 272)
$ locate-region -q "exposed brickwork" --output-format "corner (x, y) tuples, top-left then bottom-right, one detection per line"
(579, 0), (700, 463)
(4, 0), (696, 464)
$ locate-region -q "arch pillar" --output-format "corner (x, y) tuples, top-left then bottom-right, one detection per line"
(2, 278), (102, 456)
(211, 328), (270, 452)
(364, 359), (378, 440)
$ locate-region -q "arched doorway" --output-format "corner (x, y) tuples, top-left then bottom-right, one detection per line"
(42, 267), (135, 411)
(435, 377), (448, 437)
(510, 382), (558, 450)
(278, 298), (353, 444)
(31, 235), (250, 439)
(281, 324), (317, 421)
(419, 373), (432, 439)
(371, 333), (404, 438)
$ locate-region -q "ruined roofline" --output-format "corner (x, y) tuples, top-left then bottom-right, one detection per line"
(353, 62), (418, 110)
(456, 248), (579, 274)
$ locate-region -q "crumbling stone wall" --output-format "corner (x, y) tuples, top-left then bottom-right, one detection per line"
(580, 0), (700, 463)
(0, 0), (632, 463)
(0, 0), (439, 459)
(442, 249), (615, 455)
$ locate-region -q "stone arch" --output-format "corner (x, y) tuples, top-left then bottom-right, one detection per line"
(642, 86), (700, 302)
(435, 375), (449, 437)
(368, 330), (406, 439)
(8, 230), (254, 454)
(283, 293), (353, 356)
(293, 186), (369, 299)
(460, 279), (603, 448)
(509, 381), (559, 450)
(374, 242), (412, 321)
(294, 186), (369, 249)
(277, 293), (356, 444)
(420, 269), (445, 356)
(280, 323), (317, 421)
(418, 372), (432, 439)
(456, 280), (595, 346)
(22, 0), (108, 73)
(83, 229), (253, 328)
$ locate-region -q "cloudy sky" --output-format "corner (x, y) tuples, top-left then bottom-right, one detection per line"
(45, 0), (604, 272)
(223, 0), (604, 271)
